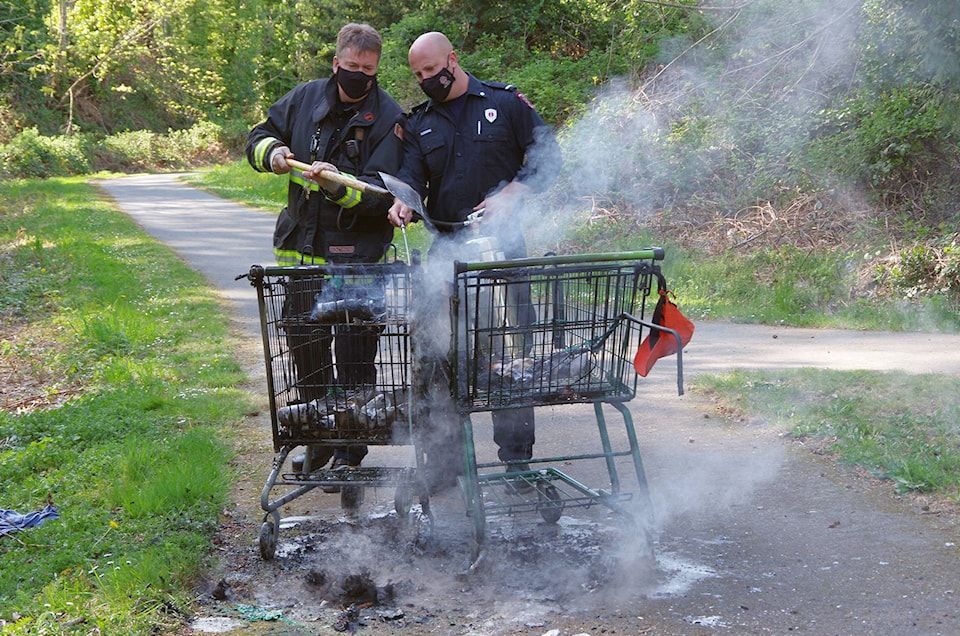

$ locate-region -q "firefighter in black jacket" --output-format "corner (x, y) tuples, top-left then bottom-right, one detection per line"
(246, 23), (404, 477)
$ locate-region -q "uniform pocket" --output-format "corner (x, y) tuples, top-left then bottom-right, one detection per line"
(477, 128), (512, 171)
(420, 133), (447, 177)
(321, 229), (386, 263)
(273, 206), (299, 249)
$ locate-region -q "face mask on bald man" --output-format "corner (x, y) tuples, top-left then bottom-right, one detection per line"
(419, 63), (455, 102)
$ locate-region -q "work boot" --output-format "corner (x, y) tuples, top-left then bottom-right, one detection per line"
(426, 465), (460, 495)
(322, 456), (360, 493)
(291, 445), (334, 474)
(504, 462), (534, 494)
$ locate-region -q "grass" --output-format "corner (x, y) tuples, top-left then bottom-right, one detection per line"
(695, 369), (960, 499)
(182, 160), (286, 211)
(566, 216), (960, 332)
(0, 176), (251, 633)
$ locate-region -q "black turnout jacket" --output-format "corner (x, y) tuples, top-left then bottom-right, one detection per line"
(246, 78), (404, 264)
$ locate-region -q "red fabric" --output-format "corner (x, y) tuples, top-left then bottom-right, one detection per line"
(633, 290), (695, 377)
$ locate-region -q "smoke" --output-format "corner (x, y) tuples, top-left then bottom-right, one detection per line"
(509, 0), (959, 255)
(241, 2), (957, 625)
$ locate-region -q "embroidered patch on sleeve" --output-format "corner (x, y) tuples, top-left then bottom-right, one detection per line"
(516, 92), (535, 109)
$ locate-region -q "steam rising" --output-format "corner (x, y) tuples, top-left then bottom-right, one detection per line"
(240, 2), (960, 628)
(515, 0), (959, 253)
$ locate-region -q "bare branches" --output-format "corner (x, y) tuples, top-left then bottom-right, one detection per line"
(59, 16), (162, 133)
(640, 8), (743, 93)
(631, 0), (750, 11)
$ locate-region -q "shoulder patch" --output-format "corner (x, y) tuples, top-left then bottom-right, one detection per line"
(516, 91), (535, 109)
(394, 122), (404, 140)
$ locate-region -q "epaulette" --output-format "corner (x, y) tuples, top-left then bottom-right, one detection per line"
(480, 79), (516, 92)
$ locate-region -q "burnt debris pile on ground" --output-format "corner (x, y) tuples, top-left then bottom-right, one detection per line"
(269, 507), (659, 611)
(304, 567), (407, 606)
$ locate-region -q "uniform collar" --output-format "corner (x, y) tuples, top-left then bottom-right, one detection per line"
(312, 78), (379, 127)
(423, 73), (487, 113)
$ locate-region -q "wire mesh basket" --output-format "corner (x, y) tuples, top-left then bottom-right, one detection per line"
(452, 254), (660, 412)
(249, 263), (414, 450)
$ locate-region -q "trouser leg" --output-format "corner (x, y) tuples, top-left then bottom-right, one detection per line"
(284, 276), (335, 469)
(332, 323), (381, 464)
(284, 277), (334, 403)
(492, 407), (535, 462)
(495, 245), (536, 463)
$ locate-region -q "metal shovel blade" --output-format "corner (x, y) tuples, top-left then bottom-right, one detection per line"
(378, 171), (430, 227)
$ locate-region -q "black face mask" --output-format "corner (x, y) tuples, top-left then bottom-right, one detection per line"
(419, 63), (455, 102)
(336, 68), (375, 100)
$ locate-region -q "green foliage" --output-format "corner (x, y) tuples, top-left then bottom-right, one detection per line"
(0, 128), (93, 177)
(809, 86), (960, 218)
(696, 369), (960, 498)
(0, 177), (250, 629)
(881, 236), (960, 306)
(0, 121), (238, 177)
(2, 0), (697, 137)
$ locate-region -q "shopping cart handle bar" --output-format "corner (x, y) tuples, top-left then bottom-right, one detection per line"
(455, 248), (664, 272)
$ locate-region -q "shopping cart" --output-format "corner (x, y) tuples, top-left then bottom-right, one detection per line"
(246, 262), (427, 560)
(450, 249), (685, 565)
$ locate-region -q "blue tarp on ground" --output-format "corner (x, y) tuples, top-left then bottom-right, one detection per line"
(0, 504), (59, 537)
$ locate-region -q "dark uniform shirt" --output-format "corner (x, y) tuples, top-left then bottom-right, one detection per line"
(245, 78), (404, 264)
(397, 74), (561, 232)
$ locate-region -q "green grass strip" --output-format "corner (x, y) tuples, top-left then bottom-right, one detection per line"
(0, 176), (251, 633)
(566, 217), (960, 332)
(695, 369), (960, 499)
(183, 160), (287, 212)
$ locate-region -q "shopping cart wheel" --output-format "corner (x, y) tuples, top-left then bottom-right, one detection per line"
(394, 486), (413, 518)
(341, 485), (363, 511)
(258, 521), (277, 560)
(537, 484), (564, 524)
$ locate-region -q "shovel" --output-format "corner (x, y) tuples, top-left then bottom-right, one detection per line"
(286, 158), (415, 264)
(286, 158), (390, 196)
(378, 171), (435, 232)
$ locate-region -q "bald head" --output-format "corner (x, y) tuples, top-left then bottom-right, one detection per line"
(409, 31), (453, 61)
(408, 31), (468, 101)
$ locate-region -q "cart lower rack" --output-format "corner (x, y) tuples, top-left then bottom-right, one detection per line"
(450, 249), (685, 565)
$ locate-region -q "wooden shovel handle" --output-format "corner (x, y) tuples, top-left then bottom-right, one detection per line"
(286, 158), (389, 196)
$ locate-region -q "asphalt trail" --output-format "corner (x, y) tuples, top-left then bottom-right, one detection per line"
(100, 173), (960, 635)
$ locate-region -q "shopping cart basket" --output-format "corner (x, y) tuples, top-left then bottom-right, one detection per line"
(246, 262), (427, 560)
(451, 249), (685, 564)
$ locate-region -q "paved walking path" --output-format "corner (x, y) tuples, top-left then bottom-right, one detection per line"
(99, 173), (960, 636)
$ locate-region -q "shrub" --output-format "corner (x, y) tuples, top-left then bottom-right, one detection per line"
(884, 236), (960, 305)
(99, 130), (162, 170)
(0, 121), (239, 178)
(160, 121), (228, 165)
(0, 128), (93, 178)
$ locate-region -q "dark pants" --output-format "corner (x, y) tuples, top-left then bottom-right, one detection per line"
(427, 232), (537, 466)
(284, 277), (377, 465)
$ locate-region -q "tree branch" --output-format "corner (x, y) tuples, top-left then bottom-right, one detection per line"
(59, 16), (162, 133)
(632, 0), (750, 11)
(640, 8), (743, 92)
